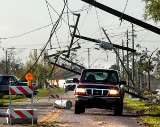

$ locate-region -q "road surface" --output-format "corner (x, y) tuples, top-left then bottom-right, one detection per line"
(0, 92), (148, 127)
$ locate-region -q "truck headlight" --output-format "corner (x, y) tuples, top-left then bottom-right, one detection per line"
(74, 88), (86, 95)
(109, 89), (119, 96)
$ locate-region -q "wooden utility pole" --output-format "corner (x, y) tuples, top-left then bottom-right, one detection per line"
(132, 24), (135, 86)
(116, 48), (120, 72)
(126, 30), (129, 86)
(88, 48), (90, 68)
(122, 40), (125, 79)
(6, 50), (8, 74)
(81, 0), (160, 35)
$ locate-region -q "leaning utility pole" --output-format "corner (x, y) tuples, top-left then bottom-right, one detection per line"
(67, 14), (80, 58)
(81, 0), (160, 35)
(102, 28), (134, 86)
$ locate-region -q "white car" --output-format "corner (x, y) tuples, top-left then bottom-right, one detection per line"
(65, 79), (76, 91)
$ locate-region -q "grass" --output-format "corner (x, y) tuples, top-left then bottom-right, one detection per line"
(124, 98), (160, 127)
(34, 88), (49, 97)
(0, 88), (65, 105)
(0, 95), (27, 104)
(35, 88), (65, 98)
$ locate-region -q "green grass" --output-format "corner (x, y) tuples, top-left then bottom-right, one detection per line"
(0, 88), (65, 105)
(124, 98), (160, 127)
(34, 88), (49, 97)
(0, 95), (27, 104)
(35, 88), (65, 98)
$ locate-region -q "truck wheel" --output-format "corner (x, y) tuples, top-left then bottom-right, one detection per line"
(81, 105), (85, 113)
(74, 101), (81, 114)
(114, 101), (123, 116)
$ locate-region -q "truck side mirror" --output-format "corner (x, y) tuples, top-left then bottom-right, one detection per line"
(73, 78), (79, 83)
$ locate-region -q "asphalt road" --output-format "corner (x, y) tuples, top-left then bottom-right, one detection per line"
(0, 92), (149, 127)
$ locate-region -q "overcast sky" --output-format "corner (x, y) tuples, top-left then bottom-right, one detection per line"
(0, 0), (159, 69)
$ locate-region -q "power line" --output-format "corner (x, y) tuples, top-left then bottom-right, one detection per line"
(0, 23), (52, 40)
(45, 0), (70, 28)
(45, 0), (81, 53)
(18, 1), (67, 82)
(45, 0), (54, 49)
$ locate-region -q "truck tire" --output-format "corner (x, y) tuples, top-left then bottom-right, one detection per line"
(74, 101), (85, 114)
(114, 101), (123, 116)
(81, 105), (85, 113)
(74, 101), (81, 114)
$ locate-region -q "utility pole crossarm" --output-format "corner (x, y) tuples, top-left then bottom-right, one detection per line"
(50, 62), (81, 75)
(113, 44), (136, 52)
(81, 0), (160, 35)
(45, 46), (81, 58)
(74, 34), (136, 52)
(60, 57), (85, 69)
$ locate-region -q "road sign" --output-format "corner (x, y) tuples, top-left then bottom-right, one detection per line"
(50, 94), (59, 99)
(25, 73), (34, 81)
(9, 86), (33, 95)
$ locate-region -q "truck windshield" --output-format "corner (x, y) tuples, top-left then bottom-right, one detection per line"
(81, 70), (119, 84)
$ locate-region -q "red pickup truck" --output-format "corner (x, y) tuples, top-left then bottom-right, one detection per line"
(73, 69), (126, 115)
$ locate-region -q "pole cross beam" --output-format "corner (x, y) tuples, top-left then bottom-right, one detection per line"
(74, 34), (136, 52)
(50, 62), (81, 75)
(60, 57), (85, 69)
(45, 46), (81, 58)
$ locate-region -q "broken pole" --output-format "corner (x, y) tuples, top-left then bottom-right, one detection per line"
(81, 0), (160, 35)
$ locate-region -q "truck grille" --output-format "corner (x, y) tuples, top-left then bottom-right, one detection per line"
(86, 89), (108, 96)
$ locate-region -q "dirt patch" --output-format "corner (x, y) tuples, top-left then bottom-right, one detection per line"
(37, 108), (72, 127)
(38, 108), (62, 124)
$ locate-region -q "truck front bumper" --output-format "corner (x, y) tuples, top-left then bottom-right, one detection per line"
(75, 95), (122, 109)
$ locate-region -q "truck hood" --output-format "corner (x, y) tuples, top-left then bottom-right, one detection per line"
(77, 82), (119, 89)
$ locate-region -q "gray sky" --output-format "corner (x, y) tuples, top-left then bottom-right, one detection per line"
(0, 0), (159, 69)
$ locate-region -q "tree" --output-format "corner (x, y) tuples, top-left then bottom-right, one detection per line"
(0, 59), (7, 74)
(0, 48), (24, 77)
(25, 50), (52, 88)
(136, 44), (158, 90)
(143, 0), (160, 22)
(153, 50), (160, 79)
